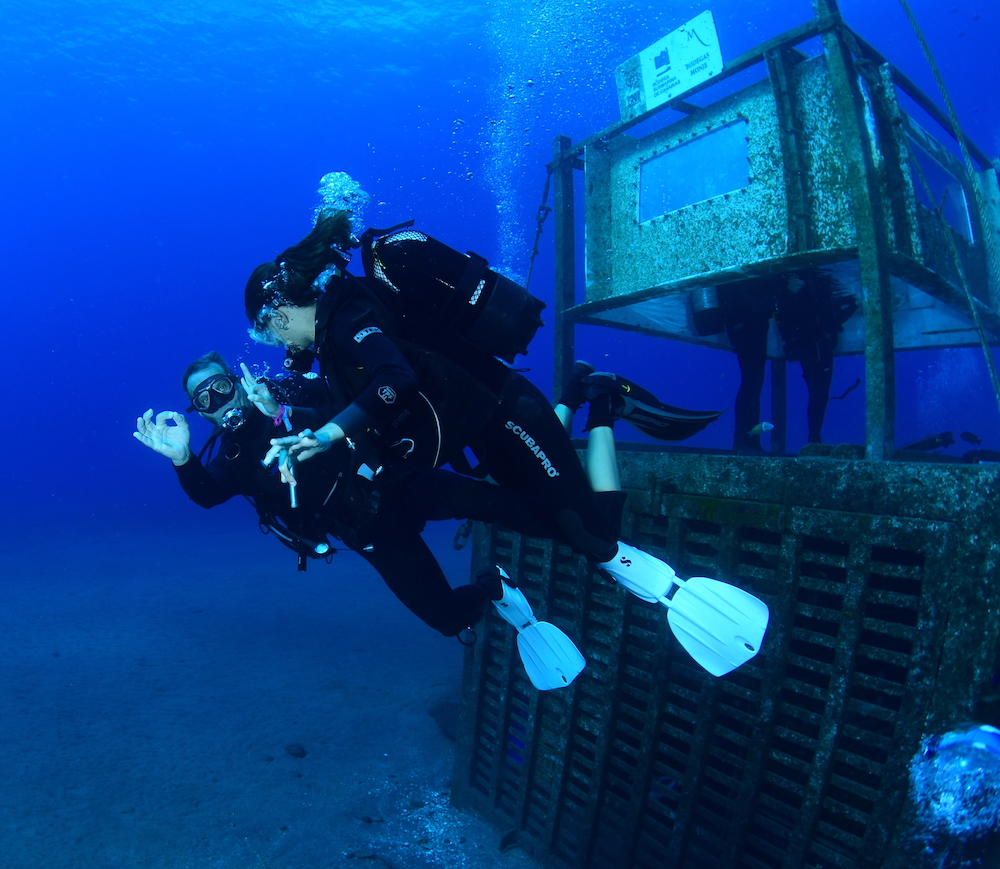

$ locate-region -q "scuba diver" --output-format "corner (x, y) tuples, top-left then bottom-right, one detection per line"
(244, 211), (728, 570)
(246, 211), (626, 565)
(246, 211), (728, 567)
(717, 275), (781, 454)
(238, 211), (766, 679)
(136, 348), (766, 685)
(133, 353), (340, 555)
(134, 350), (625, 634)
(136, 350), (554, 636)
(717, 268), (856, 452)
(774, 269), (858, 444)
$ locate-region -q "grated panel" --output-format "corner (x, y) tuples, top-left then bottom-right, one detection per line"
(451, 454), (1000, 869)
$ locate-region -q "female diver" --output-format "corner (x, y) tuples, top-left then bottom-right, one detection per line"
(237, 211), (766, 678)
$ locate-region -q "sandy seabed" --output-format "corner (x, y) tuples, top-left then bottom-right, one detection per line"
(0, 511), (544, 869)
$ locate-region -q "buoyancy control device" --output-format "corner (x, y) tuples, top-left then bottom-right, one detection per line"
(360, 223), (546, 364)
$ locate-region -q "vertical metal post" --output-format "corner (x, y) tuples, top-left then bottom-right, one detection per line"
(813, 0), (896, 460)
(765, 46), (812, 254)
(552, 135), (577, 399)
(979, 166), (1000, 311)
(765, 44), (805, 458)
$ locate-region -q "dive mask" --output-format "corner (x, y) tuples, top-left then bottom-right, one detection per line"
(190, 374), (237, 413)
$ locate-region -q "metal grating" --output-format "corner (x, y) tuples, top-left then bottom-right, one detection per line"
(451, 453), (1000, 869)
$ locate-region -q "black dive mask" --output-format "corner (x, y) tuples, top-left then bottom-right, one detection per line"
(190, 374), (237, 413)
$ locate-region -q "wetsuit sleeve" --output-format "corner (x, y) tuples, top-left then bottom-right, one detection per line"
(284, 405), (327, 432)
(271, 376), (333, 433)
(325, 302), (420, 437)
(173, 453), (241, 508)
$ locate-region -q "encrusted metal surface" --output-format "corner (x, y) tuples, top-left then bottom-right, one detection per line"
(791, 56), (856, 252)
(585, 75), (787, 302)
(572, 46), (999, 352)
(452, 452), (1000, 869)
(584, 55), (862, 305)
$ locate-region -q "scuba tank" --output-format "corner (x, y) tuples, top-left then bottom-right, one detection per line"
(690, 286), (724, 336)
(360, 223), (546, 364)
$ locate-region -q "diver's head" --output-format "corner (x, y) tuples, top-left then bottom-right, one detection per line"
(245, 210), (355, 349)
(246, 292), (317, 354)
(183, 352), (250, 429)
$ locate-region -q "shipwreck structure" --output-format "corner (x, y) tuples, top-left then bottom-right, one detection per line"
(452, 1), (1000, 867)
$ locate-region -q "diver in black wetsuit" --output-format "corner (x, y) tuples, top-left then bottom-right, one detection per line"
(136, 351), (635, 636)
(133, 352), (344, 548)
(717, 276), (781, 454)
(718, 269), (856, 452)
(245, 211), (625, 566)
(774, 271), (857, 444)
(237, 212), (749, 641)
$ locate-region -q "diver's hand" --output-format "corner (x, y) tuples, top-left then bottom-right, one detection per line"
(272, 447), (298, 488)
(239, 362), (281, 418)
(134, 409), (192, 466)
(264, 429), (332, 475)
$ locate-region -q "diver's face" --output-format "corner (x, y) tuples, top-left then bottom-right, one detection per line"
(186, 363), (248, 426)
(267, 305), (316, 353)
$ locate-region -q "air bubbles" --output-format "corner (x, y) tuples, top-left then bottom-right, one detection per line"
(315, 172), (371, 235)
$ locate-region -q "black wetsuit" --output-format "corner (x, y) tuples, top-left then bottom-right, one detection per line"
(311, 273), (622, 564)
(175, 408), (609, 636)
(174, 363), (620, 636)
(719, 271), (856, 449)
(174, 377), (356, 544)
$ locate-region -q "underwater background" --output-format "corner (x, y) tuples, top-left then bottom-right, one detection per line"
(1, 0), (998, 519)
(0, 1), (997, 867)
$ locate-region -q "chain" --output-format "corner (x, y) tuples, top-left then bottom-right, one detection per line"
(524, 167), (554, 293)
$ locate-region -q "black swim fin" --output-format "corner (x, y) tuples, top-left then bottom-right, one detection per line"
(582, 372), (725, 442)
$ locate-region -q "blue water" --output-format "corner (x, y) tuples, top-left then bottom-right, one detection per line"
(0, 0), (996, 516)
(0, 1), (998, 865)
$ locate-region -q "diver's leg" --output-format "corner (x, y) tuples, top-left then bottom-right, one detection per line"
(728, 315), (770, 452)
(502, 370), (768, 679)
(356, 510), (487, 637)
(474, 373), (619, 562)
(472, 371), (655, 587)
(552, 359), (621, 492)
(397, 469), (559, 539)
(586, 426), (620, 493)
(801, 337), (835, 443)
(554, 360), (595, 433)
(581, 391), (622, 493)
(580, 395), (627, 535)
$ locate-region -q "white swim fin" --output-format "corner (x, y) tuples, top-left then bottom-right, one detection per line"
(599, 542), (769, 677)
(491, 571), (586, 691)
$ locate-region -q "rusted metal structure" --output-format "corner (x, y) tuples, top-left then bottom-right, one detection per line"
(452, 2), (1000, 868)
(454, 458), (1000, 868)
(553, 0), (1000, 459)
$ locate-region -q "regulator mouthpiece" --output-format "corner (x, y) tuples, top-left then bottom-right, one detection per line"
(222, 408), (247, 430)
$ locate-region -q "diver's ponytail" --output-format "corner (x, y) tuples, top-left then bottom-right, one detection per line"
(277, 210), (354, 283)
(244, 210), (354, 319)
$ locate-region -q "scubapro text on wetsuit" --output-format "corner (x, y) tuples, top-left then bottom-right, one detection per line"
(505, 421), (560, 477)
